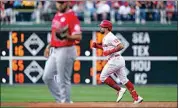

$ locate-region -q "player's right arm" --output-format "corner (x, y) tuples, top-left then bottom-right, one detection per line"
(92, 42), (103, 49)
(44, 43), (51, 58)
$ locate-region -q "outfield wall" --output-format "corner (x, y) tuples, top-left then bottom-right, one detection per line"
(0, 24), (177, 85)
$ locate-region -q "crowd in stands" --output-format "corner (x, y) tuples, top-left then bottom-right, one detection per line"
(0, 1), (178, 24)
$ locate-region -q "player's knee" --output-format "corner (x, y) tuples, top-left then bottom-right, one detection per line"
(64, 80), (71, 85)
(100, 74), (106, 82)
(120, 77), (129, 85)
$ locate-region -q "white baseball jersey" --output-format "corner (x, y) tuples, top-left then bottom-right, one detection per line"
(100, 32), (129, 85)
(102, 32), (121, 59)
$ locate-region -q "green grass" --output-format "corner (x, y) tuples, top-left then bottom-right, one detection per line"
(1, 84), (177, 102)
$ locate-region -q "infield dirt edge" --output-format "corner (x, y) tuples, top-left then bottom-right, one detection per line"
(1, 102), (177, 108)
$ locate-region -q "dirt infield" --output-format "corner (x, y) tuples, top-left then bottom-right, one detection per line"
(1, 102), (177, 108)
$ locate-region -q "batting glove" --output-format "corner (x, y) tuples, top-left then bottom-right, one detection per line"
(92, 42), (103, 49)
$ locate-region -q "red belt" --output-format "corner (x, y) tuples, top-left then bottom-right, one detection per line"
(108, 54), (120, 60)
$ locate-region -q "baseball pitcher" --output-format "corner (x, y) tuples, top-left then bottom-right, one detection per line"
(92, 20), (143, 104)
(43, 1), (82, 103)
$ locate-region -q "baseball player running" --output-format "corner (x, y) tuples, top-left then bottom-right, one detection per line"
(92, 20), (143, 104)
(43, 1), (82, 103)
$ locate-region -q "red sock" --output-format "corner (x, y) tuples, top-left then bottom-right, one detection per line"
(125, 81), (138, 100)
(104, 77), (121, 91)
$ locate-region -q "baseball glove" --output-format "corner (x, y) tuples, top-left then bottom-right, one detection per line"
(56, 25), (69, 40)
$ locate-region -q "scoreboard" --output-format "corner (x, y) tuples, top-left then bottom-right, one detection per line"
(0, 31), (102, 84)
(0, 30), (177, 85)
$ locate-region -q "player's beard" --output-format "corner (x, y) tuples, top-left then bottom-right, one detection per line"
(100, 28), (105, 34)
(60, 5), (68, 13)
(56, 2), (68, 13)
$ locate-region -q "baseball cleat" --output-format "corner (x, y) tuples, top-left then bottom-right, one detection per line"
(57, 100), (73, 104)
(133, 96), (143, 104)
(116, 88), (127, 102)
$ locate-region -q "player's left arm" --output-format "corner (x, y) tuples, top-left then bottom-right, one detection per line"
(112, 38), (124, 51)
(114, 43), (124, 52)
(67, 34), (82, 40)
(103, 37), (124, 56)
(56, 14), (82, 40)
(66, 14), (82, 40)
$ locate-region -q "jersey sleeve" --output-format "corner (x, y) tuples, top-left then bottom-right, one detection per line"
(111, 36), (121, 46)
(68, 13), (81, 36)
